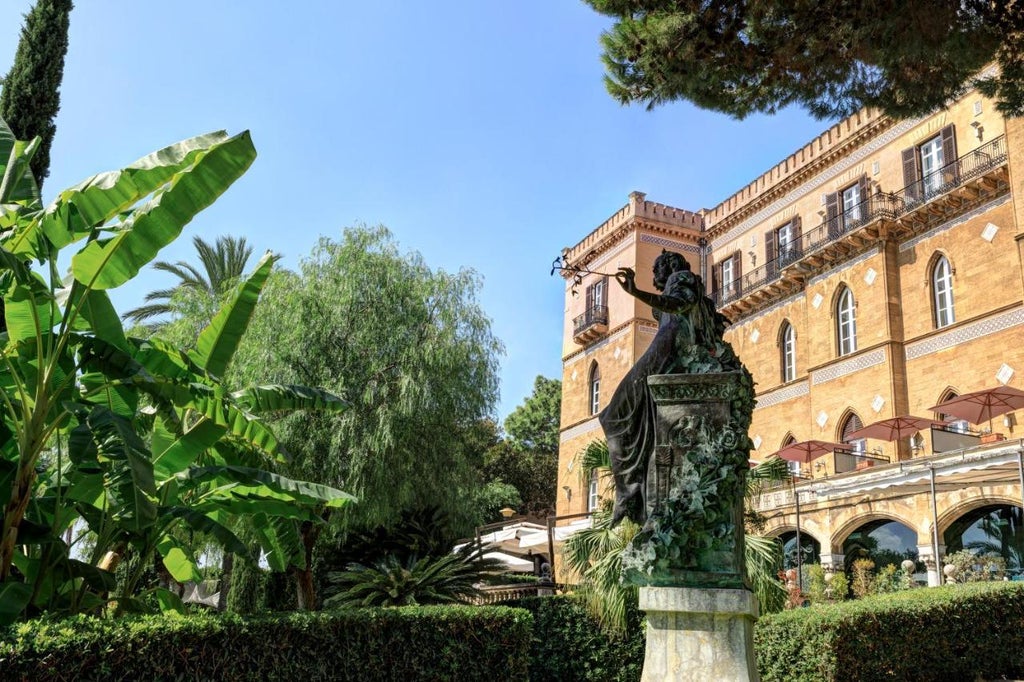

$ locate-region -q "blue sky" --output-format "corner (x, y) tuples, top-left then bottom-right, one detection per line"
(0, 1), (832, 419)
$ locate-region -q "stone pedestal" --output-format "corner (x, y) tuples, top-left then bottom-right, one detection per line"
(639, 586), (759, 682)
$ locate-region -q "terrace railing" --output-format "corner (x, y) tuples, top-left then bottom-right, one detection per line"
(572, 304), (608, 337)
(711, 135), (1008, 309)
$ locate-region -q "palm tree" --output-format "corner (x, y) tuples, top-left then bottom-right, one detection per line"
(123, 235), (253, 324)
(564, 440), (788, 634)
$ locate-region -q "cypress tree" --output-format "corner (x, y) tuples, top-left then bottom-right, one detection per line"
(0, 0), (74, 189)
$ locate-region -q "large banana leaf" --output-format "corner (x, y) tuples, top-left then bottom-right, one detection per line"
(163, 507), (249, 558)
(156, 534), (202, 583)
(250, 515), (303, 572)
(232, 384), (349, 415)
(80, 407), (158, 531)
(0, 116), (39, 206)
(0, 580), (32, 626)
(181, 465), (355, 508)
(39, 131), (240, 254)
(191, 250), (275, 378)
(4, 271), (59, 344)
(151, 416), (225, 481)
(71, 131), (256, 290)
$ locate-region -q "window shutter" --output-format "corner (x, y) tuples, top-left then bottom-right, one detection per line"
(825, 192), (840, 237)
(765, 229), (776, 265)
(585, 282), (594, 310)
(711, 260), (720, 298)
(792, 215), (803, 244)
(733, 251), (742, 282)
(858, 176), (870, 211)
(940, 124), (957, 165)
(902, 147), (920, 202)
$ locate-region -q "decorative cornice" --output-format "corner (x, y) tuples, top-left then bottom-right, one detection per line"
(905, 306), (1024, 361)
(709, 116), (924, 250)
(811, 348), (886, 385)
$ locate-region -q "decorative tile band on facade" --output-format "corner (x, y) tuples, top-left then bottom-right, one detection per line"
(639, 233), (703, 254)
(811, 348), (886, 385)
(754, 379), (810, 410)
(559, 416), (601, 444)
(905, 306), (1024, 361)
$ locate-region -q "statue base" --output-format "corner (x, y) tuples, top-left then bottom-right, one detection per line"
(639, 586), (759, 682)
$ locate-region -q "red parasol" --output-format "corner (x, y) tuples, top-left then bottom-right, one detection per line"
(847, 415), (945, 442)
(928, 385), (1024, 432)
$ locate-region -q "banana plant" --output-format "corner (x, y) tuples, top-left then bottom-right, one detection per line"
(0, 119), (353, 622)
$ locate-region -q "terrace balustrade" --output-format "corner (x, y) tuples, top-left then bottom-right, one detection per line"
(712, 136), (1009, 311)
(572, 304), (609, 343)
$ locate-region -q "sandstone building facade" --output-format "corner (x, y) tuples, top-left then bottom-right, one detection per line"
(557, 88), (1024, 585)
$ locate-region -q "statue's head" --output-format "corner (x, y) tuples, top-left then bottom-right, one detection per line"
(653, 250), (691, 290)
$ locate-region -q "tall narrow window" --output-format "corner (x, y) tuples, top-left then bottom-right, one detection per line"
(842, 183), (862, 224)
(588, 471), (600, 512)
(589, 363), (601, 416)
(836, 287), (857, 356)
(920, 134), (945, 197)
(721, 256), (735, 299)
(841, 413), (866, 454)
(932, 255), (955, 328)
(780, 322), (796, 383)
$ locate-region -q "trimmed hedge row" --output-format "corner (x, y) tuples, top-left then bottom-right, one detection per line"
(0, 605), (531, 682)
(755, 581), (1024, 682)
(510, 596), (644, 682)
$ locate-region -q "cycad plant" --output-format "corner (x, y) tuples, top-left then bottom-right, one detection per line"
(323, 544), (504, 608)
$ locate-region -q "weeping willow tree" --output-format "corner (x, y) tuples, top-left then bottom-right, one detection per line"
(231, 225), (504, 607)
(564, 440), (788, 634)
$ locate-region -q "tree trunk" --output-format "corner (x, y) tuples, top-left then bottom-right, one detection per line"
(217, 552), (233, 611)
(290, 517), (325, 610)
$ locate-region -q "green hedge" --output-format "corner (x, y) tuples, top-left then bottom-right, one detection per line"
(755, 582), (1024, 682)
(510, 596), (645, 682)
(0, 606), (531, 682)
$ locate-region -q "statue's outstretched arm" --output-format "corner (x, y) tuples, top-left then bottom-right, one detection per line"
(614, 267), (694, 313)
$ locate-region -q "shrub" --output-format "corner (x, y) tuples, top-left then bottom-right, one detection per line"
(849, 558), (874, 598)
(509, 595), (644, 682)
(755, 581), (1024, 682)
(945, 549), (1007, 582)
(0, 606), (531, 682)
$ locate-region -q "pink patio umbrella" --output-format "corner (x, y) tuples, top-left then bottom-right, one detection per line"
(847, 416), (945, 442)
(770, 440), (845, 465)
(928, 385), (1024, 432)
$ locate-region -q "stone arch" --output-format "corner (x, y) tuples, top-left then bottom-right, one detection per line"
(937, 494), (1024, 537)
(779, 432), (797, 449)
(830, 510), (925, 553)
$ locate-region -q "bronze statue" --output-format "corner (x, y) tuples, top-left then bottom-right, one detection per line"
(597, 250), (753, 587)
(600, 250), (729, 527)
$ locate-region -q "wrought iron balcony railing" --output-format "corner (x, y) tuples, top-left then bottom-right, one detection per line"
(572, 305), (609, 341)
(711, 135), (1008, 309)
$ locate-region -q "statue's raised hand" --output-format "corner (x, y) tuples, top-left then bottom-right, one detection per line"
(615, 266), (637, 294)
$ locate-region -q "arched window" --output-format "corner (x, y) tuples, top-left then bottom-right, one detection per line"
(780, 321), (796, 383)
(840, 412), (866, 453)
(932, 255), (955, 328)
(588, 363), (601, 416)
(780, 433), (800, 476)
(935, 389), (969, 433)
(836, 286), (857, 356)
